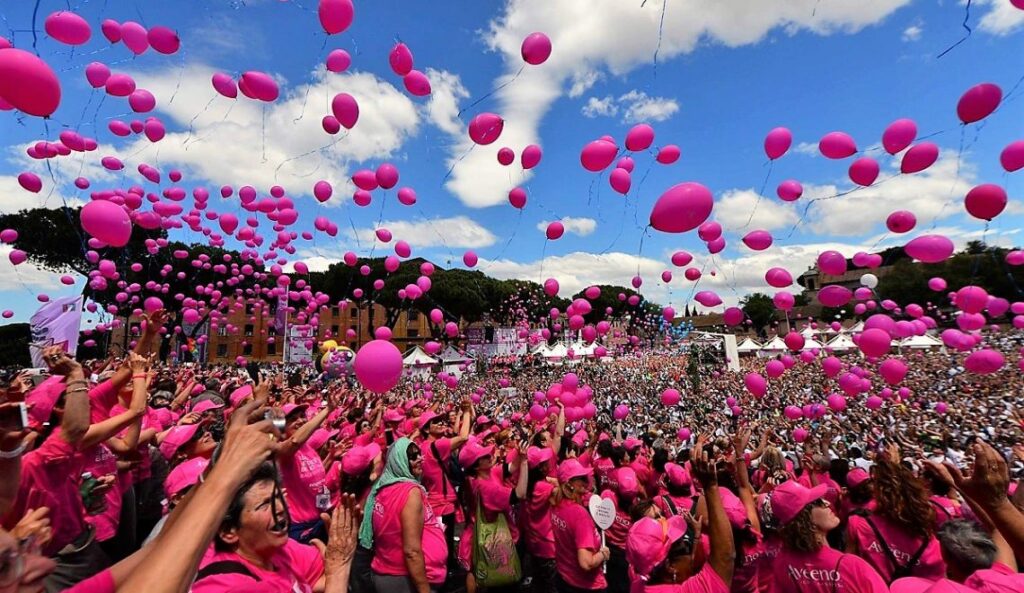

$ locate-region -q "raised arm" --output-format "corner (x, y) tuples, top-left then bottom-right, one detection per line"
(43, 347), (90, 446)
(692, 445), (735, 586)
(278, 386), (339, 456)
(949, 443), (1024, 564)
(400, 487), (431, 593)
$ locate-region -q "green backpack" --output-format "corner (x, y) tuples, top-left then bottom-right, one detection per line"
(472, 494), (522, 588)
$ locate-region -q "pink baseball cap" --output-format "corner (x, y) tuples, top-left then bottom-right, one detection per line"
(458, 441), (495, 468)
(192, 399), (224, 414)
(151, 407), (175, 430)
(282, 403), (308, 418)
(769, 480), (829, 525)
(418, 410), (443, 429)
(847, 468), (870, 488)
(383, 408), (405, 423)
(718, 487), (750, 529)
(664, 463), (692, 488)
(25, 376), (65, 429)
(625, 516), (689, 578)
(307, 428), (338, 452)
(159, 424), (200, 460)
(572, 430), (589, 448)
(164, 457), (209, 499)
(342, 443), (381, 475)
(890, 577), (980, 593)
(527, 446), (555, 469)
(624, 437), (643, 451)
(228, 385), (253, 407)
(616, 466), (639, 497)
(475, 415), (492, 426)
(557, 459), (593, 484)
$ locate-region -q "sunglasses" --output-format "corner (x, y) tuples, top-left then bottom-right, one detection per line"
(407, 448), (421, 462)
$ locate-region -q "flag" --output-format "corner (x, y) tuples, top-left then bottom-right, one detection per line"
(29, 296), (84, 368)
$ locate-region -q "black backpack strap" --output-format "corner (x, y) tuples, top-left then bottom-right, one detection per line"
(832, 554), (845, 593)
(856, 514), (929, 578)
(195, 560), (261, 583)
(662, 495), (678, 516)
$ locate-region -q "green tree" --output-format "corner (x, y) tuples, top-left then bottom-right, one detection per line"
(741, 292), (775, 337)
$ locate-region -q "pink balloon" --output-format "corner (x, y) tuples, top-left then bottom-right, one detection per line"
(609, 168), (631, 194)
(580, 139), (618, 172)
(239, 71), (279, 102)
(354, 339), (402, 393)
(105, 74), (135, 97)
(326, 49), (352, 73)
(697, 221), (722, 242)
(625, 124), (655, 152)
(508, 187), (527, 209)
(545, 221), (565, 240)
(219, 213), (239, 235)
(497, 147), (515, 166)
(879, 359), (907, 385)
(331, 93), (359, 128)
(352, 170), (378, 191)
(8, 249), (27, 265)
(100, 19), (121, 43)
(649, 182), (713, 233)
(403, 70), (431, 96)
(128, 89), (156, 113)
(764, 127), (792, 160)
(313, 180), (333, 203)
(827, 394), (847, 412)
(849, 157), (880, 186)
(376, 163), (399, 189)
(882, 118), (917, 155)
(656, 145), (681, 164)
(463, 251), (478, 268)
(397, 187), (417, 206)
(963, 349), (1004, 374)
(818, 285), (853, 307)
(660, 388), (681, 406)
(819, 131), (857, 159)
(765, 267), (793, 288)
(822, 356), (843, 378)
(1000, 140), (1024, 173)
(886, 210), (916, 234)
(741, 230), (772, 251)
(671, 251), (693, 267)
(147, 26), (180, 54)
(957, 83), (1002, 124)
(543, 278), (559, 296)
(928, 277), (947, 291)
(389, 43), (414, 76)
(858, 328), (891, 358)
(905, 234), (954, 263)
(723, 307), (743, 326)
(120, 21), (149, 55)
(744, 373), (767, 397)
(521, 32), (552, 65)
(0, 49), (62, 117)
(45, 11), (91, 45)
(521, 144), (543, 169)
(694, 291), (722, 307)
(211, 73), (238, 98)
(964, 183), (1007, 221)
(80, 200), (133, 247)
(468, 113), (504, 145)
(956, 286), (989, 314)
(817, 250), (847, 276)
(774, 292), (795, 311)
(85, 62), (111, 88)
(17, 172), (42, 193)
(319, 0), (355, 34)
(376, 228), (393, 243)
(900, 142), (939, 174)
(776, 180), (803, 201)
(784, 332), (805, 351)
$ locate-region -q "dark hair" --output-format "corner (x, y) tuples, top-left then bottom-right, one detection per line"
(652, 448), (669, 473)
(214, 462), (281, 552)
(596, 439), (614, 458)
(848, 480), (873, 505)
(921, 466), (953, 497)
(778, 505), (822, 553)
(849, 447), (863, 459)
(829, 459), (849, 486)
(629, 499), (659, 522)
(609, 445), (626, 467)
(531, 430), (550, 448)
(527, 463), (549, 498)
(873, 458), (935, 539)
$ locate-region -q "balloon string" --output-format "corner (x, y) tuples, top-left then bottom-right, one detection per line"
(651, 0), (668, 79)
(167, 49), (188, 106)
(30, 0), (42, 56)
(735, 160), (773, 231)
(293, 37), (329, 124)
(272, 134), (346, 182)
(184, 101), (236, 150)
(538, 240), (548, 284)
(440, 144), (475, 184)
(182, 94), (218, 146)
(482, 210), (522, 273)
(779, 173), (898, 241)
(261, 104), (268, 163)
(936, 0), (973, 59)
(929, 125), (967, 230)
(598, 195), (631, 254)
(457, 65), (524, 118)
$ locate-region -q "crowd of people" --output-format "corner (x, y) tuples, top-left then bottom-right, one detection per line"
(2, 309), (1024, 593)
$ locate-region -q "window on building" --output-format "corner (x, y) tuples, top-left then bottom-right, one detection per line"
(407, 328), (419, 338)
(331, 325), (339, 336)
(216, 344), (228, 357)
(350, 307), (358, 318)
(243, 343), (253, 355)
(244, 324), (254, 337)
(408, 309), (419, 322)
(245, 303), (254, 314)
(267, 343), (277, 355)
(217, 326), (228, 337)
(269, 326), (277, 337)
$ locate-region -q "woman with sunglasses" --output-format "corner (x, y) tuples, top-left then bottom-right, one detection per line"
(416, 399), (472, 568)
(767, 480), (887, 592)
(360, 437), (447, 593)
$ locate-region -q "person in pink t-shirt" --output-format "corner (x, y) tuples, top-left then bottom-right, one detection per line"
(416, 400), (472, 570)
(523, 446), (559, 593)
(602, 466), (640, 593)
(935, 519), (1024, 593)
(276, 394), (339, 544)
(922, 465), (964, 529)
(846, 451), (946, 583)
(767, 480), (887, 593)
(551, 459), (608, 593)
(656, 463), (699, 519)
(625, 444), (734, 593)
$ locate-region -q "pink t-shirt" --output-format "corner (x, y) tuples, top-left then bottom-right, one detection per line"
(522, 480), (556, 559)
(457, 475), (516, 570)
(655, 493), (698, 518)
(643, 564), (730, 593)
(551, 499), (607, 590)
(2, 429), (87, 555)
(755, 537), (781, 593)
(772, 545), (888, 593)
(420, 437), (457, 516)
(64, 568), (114, 593)
(192, 538), (324, 593)
(595, 458), (615, 490)
(82, 443), (121, 542)
(601, 490), (631, 549)
(929, 495), (963, 528)
(964, 561), (1024, 593)
(732, 535), (765, 593)
(278, 442), (328, 523)
(370, 481), (447, 584)
(89, 379), (120, 424)
(847, 513), (945, 582)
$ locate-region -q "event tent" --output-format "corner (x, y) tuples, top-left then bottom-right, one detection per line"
(736, 338), (761, 354)
(826, 334), (856, 351)
(402, 346), (437, 379)
(439, 345), (474, 376)
(802, 337), (825, 351)
(900, 334), (943, 349)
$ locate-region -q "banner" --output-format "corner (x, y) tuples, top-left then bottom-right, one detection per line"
(29, 295), (84, 368)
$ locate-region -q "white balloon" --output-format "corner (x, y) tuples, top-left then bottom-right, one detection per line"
(860, 273), (878, 289)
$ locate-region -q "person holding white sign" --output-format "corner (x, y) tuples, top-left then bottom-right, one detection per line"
(551, 459), (608, 593)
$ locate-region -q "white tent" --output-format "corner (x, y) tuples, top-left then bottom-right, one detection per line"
(844, 321), (865, 334)
(799, 326), (818, 338)
(736, 338), (762, 354)
(531, 343), (551, 357)
(826, 334), (856, 351)
(757, 335), (787, 358)
(802, 337), (825, 351)
(569, 340), (597, 358)
(402, 346), (437, 379)
(900, 334), (942, 349)
(543, 342), (569, 365)
(439, 345), (474, 376)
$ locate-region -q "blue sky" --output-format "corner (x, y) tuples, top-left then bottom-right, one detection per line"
(0, 0), (1022, 326)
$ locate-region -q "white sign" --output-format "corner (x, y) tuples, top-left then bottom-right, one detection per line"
(588, 494), (615, 530)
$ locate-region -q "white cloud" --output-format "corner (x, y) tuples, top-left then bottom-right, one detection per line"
(537, 216), (597, 237)
(618, 90), (679, 123)
(112, 63), (424, 201)
(716, 189), (800, 231)
(438, 0), (914, 207)
(793, 141), (820, 157)
(977, 0), (1024, 35)
(901, 24), (922, 41)
(424, 69), (470, 136)
(581, 95), (618, 118)
(568, 69), (604, 98)
(0, 175), (84, 214)
(352, 216), (498, 249)
(0, 245), (68, 290)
